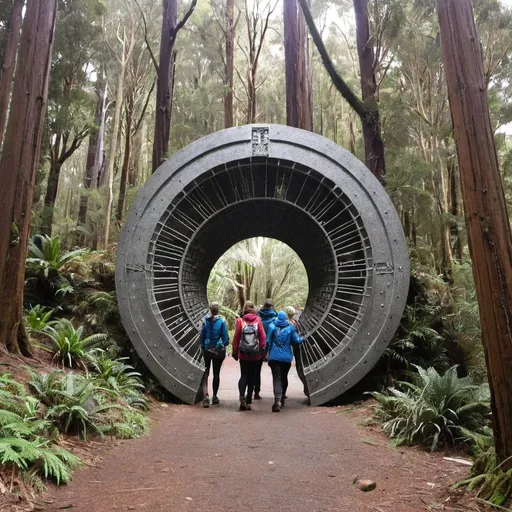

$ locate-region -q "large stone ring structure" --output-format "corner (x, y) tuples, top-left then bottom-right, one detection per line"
(116, 124), (409, 405)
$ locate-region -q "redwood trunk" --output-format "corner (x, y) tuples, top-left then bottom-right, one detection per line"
(0, 0), (23, 148)
(353, 0), (385, 181)
(284, 0), (311, 130)
(437, 0), (512, 469)
(0, 0), (57, 352)
(224, 0), (235, 128)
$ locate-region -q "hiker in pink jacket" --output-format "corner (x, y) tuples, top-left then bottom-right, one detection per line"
(232, 301), (266, 411)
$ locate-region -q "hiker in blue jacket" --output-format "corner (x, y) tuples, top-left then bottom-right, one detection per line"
(266, 311), (304, 412)
(255, 298), (277, 400)
(200, 302), (229, 408)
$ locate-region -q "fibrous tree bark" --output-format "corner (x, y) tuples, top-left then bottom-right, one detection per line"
(298, 0), (385, 182)
(0, 0), (57, 352)
(0, 0), (23, 148)
(283, 0), (311, 130)
(437, 0), (512, 469)
(152, 0), (197, 172)
(353, 0), (384, 179)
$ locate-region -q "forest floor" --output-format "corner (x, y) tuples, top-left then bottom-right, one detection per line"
(43, 357), (480, 512)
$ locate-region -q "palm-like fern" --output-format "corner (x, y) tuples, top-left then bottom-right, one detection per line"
(370, 365), (490, 451)
(40, 319), (107, 368)
(89, 353), (148, 409)
(26, 236), (88, 275)
(24, 305), (56, 333)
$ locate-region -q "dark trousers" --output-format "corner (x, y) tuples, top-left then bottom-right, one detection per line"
(238, 360), (259, 403)
(254, 358), (264, 394)
(293, 345), (309, 397)
(269, 361), (292, 401)
(203, 350), (225, 396)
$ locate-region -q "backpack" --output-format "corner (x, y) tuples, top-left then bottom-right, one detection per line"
(240, 321), (260, 355)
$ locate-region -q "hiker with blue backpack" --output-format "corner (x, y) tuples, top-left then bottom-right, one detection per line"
(254, 298), (277, 400)
(200, 302), (230, 408)
(266, 311), (304, 412)
(232, 300), (266, 411)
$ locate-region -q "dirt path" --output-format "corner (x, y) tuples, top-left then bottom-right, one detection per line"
(46, 358), (471, 512)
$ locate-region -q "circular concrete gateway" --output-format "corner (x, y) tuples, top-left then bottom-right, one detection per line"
(116, 125), (409, 405)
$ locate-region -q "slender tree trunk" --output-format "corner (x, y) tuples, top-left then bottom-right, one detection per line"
(284, 0), (311, 130)
(116, 106), (132, 223)
(41, 160), (62, 235)
(77, 80), (107, 233)
(353, 0), (385, 181)
(129, 127), (142, 186)
(0, 0), (23, 148)
(449, 160), (463, 260)
(0, 0), (57, 352)
(103, 47), (126, 249)
(224, 0), (235, 128)
(437, 0), (512, 469)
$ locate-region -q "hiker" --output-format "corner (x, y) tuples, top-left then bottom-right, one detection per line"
(200, 302), (229, 408)
(232, 301), (266, 411)
(254, 298), (277, 400)
(286, 305), (309, 401)
(267, 311), (304, 412)
(285, 306), (296, 325)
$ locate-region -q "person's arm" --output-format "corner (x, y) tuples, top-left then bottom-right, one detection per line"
(221, 320), (229, 346)
(266, 323), (274, 356)
(199, 322), (207, 349)
(232, 318), (241, 359)
(291, 325), (304, 345)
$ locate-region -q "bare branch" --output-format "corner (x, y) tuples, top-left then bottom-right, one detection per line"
(175, 0), (198, 35)
(133, 0), (159, 72)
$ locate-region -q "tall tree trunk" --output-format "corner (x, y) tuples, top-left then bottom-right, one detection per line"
(284, 0), (311, 130)
(0, 0), (23, 148)
(224, 0), (235, 129)
(103, 48), (126, 249)
(437, 0), (512, 469)
(77, 80), (107, 234)
(129, 127), (142, 186)
(353, 0), (385, 181)
(152, 0), (196, 172)
(0, 0), (57, 352)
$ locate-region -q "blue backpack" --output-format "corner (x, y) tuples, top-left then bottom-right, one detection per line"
(204, 318), (222, 350)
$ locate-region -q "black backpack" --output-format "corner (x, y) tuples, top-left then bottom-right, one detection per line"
(240, 321), (260, 355)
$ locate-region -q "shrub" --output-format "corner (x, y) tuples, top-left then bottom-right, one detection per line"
(370, 365), (491, 451)
(41, 319), (106, 368)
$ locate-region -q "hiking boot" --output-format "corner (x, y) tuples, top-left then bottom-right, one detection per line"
(239, 397), (247, 411)
(281, 397), (285, 408)
(203, 396), (210, 408)
(212, 396), (220, 405)
(246, 403), (252, 411)
(272, 400), (281, 413)
(254, 392), (262, 400)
